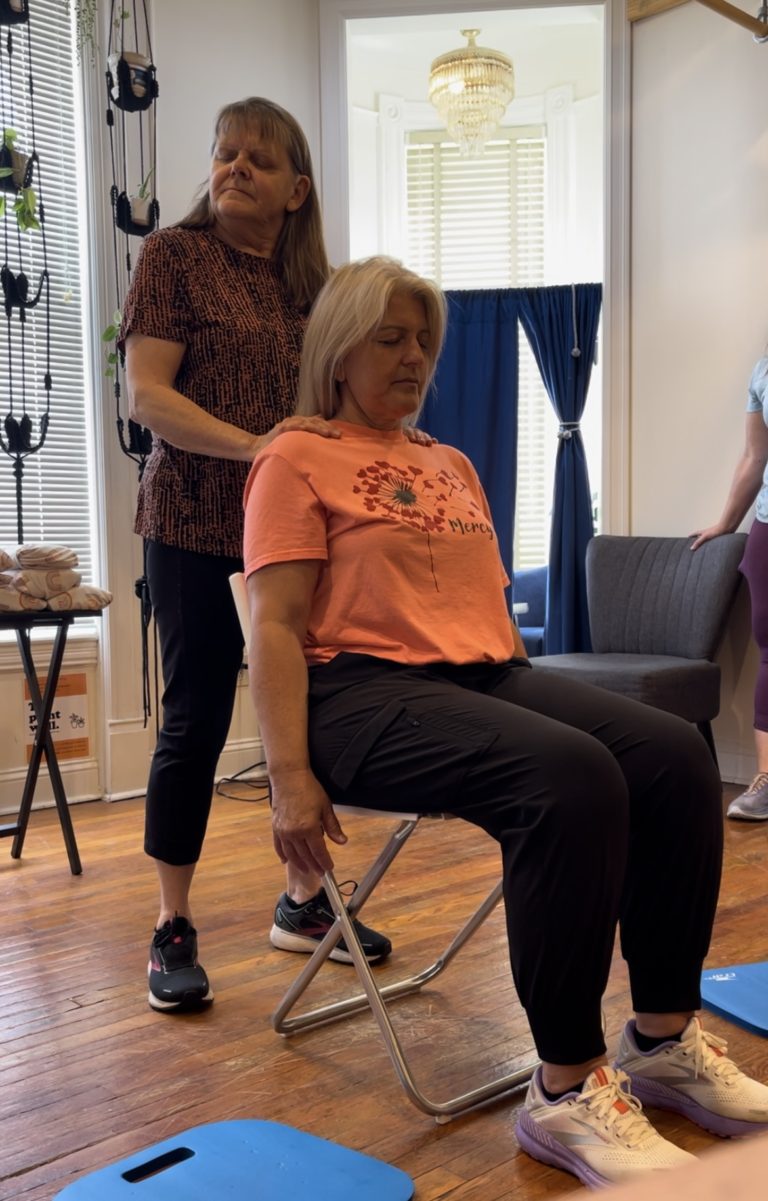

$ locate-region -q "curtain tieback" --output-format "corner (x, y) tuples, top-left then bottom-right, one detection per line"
(558, 421), (581, 441)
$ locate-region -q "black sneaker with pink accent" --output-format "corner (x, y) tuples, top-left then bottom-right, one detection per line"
(270, 886), (392, 964)
(148, 916), (214, 1011)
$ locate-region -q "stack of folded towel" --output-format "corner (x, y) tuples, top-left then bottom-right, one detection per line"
(0, 545), (112, 613)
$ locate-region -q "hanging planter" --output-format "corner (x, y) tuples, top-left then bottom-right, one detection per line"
(0, 129), (33, 194)
(0, 0), (29, 27)
(129, 192), (152, 224)
(107, 50), (157, 113)
(0, 131), (38, 231)
(114, 189), (158, 237)
(106, 0), (158, 494)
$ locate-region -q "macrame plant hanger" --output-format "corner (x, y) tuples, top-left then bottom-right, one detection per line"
(105, 0), (158, 726)
(0, 0), (51, 544)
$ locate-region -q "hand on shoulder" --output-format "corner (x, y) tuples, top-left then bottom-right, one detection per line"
(259, 415), (341, 454)
(404, 426), (437, 447)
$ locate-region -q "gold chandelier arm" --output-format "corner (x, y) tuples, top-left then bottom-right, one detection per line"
(628, 0), (768, 36)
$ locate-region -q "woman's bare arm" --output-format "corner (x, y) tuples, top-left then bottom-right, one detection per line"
(126, 332), (341, 462)
(691, 411), (768, 548)
(247, 560), (346, 875)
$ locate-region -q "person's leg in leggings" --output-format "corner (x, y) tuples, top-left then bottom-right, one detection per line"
(739, 519), (768, 762)
(144, 541), (244, 927)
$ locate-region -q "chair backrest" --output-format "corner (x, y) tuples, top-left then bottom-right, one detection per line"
(230, 571), (250, 641)
(586, 533), (747, 659)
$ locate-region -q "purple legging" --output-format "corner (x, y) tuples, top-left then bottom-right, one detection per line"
(740, 519), (768, 731)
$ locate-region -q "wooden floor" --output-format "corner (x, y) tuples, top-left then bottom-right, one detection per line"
(1, 781), (766, 1200)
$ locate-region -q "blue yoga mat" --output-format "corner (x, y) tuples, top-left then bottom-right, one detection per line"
(54, 1120), (414, 1201)
(701, 961), (768, 1037)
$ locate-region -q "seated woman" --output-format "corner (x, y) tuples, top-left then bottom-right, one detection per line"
(242, 257), (768, 1189)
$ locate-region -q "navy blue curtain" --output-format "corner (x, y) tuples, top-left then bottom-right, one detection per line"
(420, 290), (519, 581)
(518, 283), (602, 653)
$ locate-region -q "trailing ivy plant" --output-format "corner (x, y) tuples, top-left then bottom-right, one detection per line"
(0, 188), (41, 233)
(102, 309), (123, 378)
(67, 0), (99, 66)
(1, 125), (18, 153)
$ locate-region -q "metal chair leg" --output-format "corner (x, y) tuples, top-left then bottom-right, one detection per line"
(271, 820), (538, 1122)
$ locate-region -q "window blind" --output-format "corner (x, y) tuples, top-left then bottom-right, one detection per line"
(0, 1), (92, 581)
(405, 131), (554, 569)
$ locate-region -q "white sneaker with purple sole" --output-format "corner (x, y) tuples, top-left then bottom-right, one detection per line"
(615, 1016), (768, 1138)
(516, 1063), (695, 1188)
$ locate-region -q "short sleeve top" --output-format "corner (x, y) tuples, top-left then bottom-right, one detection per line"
(120, 226), (306, 557)
(243, 420), (518, 666)
(746, 357), (768, 523)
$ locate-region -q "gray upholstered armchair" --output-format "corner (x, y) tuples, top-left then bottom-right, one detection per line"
(531, 533), (747, 762)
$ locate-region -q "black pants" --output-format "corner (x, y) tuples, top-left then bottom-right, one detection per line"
(306, 654), (723, 1065)
(144, 540), (244, 865)
(739, 519), (768, 731)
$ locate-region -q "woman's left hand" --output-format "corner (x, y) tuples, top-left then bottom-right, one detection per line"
(404, 426), (437, 447)
(261, 415), (341, 453)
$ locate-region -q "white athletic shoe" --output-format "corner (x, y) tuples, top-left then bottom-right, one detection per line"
(726, 772), (768, 821)
(515, 1064), (695, 1188)
(615, 1016), (768, 1137)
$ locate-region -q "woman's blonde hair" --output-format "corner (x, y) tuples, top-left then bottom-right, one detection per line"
(176, 97), (329, 311)
(296, 256), (446, 421)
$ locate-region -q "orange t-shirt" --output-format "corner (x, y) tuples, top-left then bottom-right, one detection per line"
(243, 420), (521, 666)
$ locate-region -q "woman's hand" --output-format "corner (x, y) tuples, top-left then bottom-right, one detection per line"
(260, 415), (341, 453)
(690, 523), (732, 551)
(404, 426), (437, 447)
(270, 767), (347, 875)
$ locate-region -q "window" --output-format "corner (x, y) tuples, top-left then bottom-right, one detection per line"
(0, 1), (92, 581)
(404, 129), (555, 569)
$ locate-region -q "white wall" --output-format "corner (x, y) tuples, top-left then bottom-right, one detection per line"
(631, 5), (768, 781)
(153, 0), (322, 224)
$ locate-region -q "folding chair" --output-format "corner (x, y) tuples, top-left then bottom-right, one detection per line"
(230, 572), (538, 1122)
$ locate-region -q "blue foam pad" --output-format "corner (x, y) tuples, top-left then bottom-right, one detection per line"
(54, 1120), (414, 1201)
(701, 961), (768, 1037)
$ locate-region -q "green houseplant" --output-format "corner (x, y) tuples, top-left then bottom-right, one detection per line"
(129, 167), (154, 225)
(0, 128), (39, 232)
(102, 309), (122, 378)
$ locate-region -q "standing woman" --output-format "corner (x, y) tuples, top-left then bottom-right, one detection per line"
(120, 98), (391, 1012)
(692, 356), (768, 821)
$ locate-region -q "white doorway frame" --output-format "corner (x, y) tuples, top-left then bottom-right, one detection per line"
(317, 0), (631, 534)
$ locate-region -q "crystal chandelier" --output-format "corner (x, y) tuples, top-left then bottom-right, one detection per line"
(428, 29), (515, 156)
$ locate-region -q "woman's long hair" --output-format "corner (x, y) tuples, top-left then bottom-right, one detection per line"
(176, 97), (329, 311)
(297, 256), (446, 422)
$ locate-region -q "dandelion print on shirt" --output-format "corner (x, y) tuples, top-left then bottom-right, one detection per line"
(353, 461), (487, 591)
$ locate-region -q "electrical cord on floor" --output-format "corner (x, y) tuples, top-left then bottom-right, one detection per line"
(215, 759), (271, 803)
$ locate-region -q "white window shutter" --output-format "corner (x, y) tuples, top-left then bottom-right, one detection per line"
(405, 131), (553, 568)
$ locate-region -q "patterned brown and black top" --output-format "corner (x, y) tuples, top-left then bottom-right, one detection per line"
(120, 227), (306, 558)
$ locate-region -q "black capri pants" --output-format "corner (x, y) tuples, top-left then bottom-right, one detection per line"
(144, 539), (244, 865)
(306, 653), (723, 1066)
